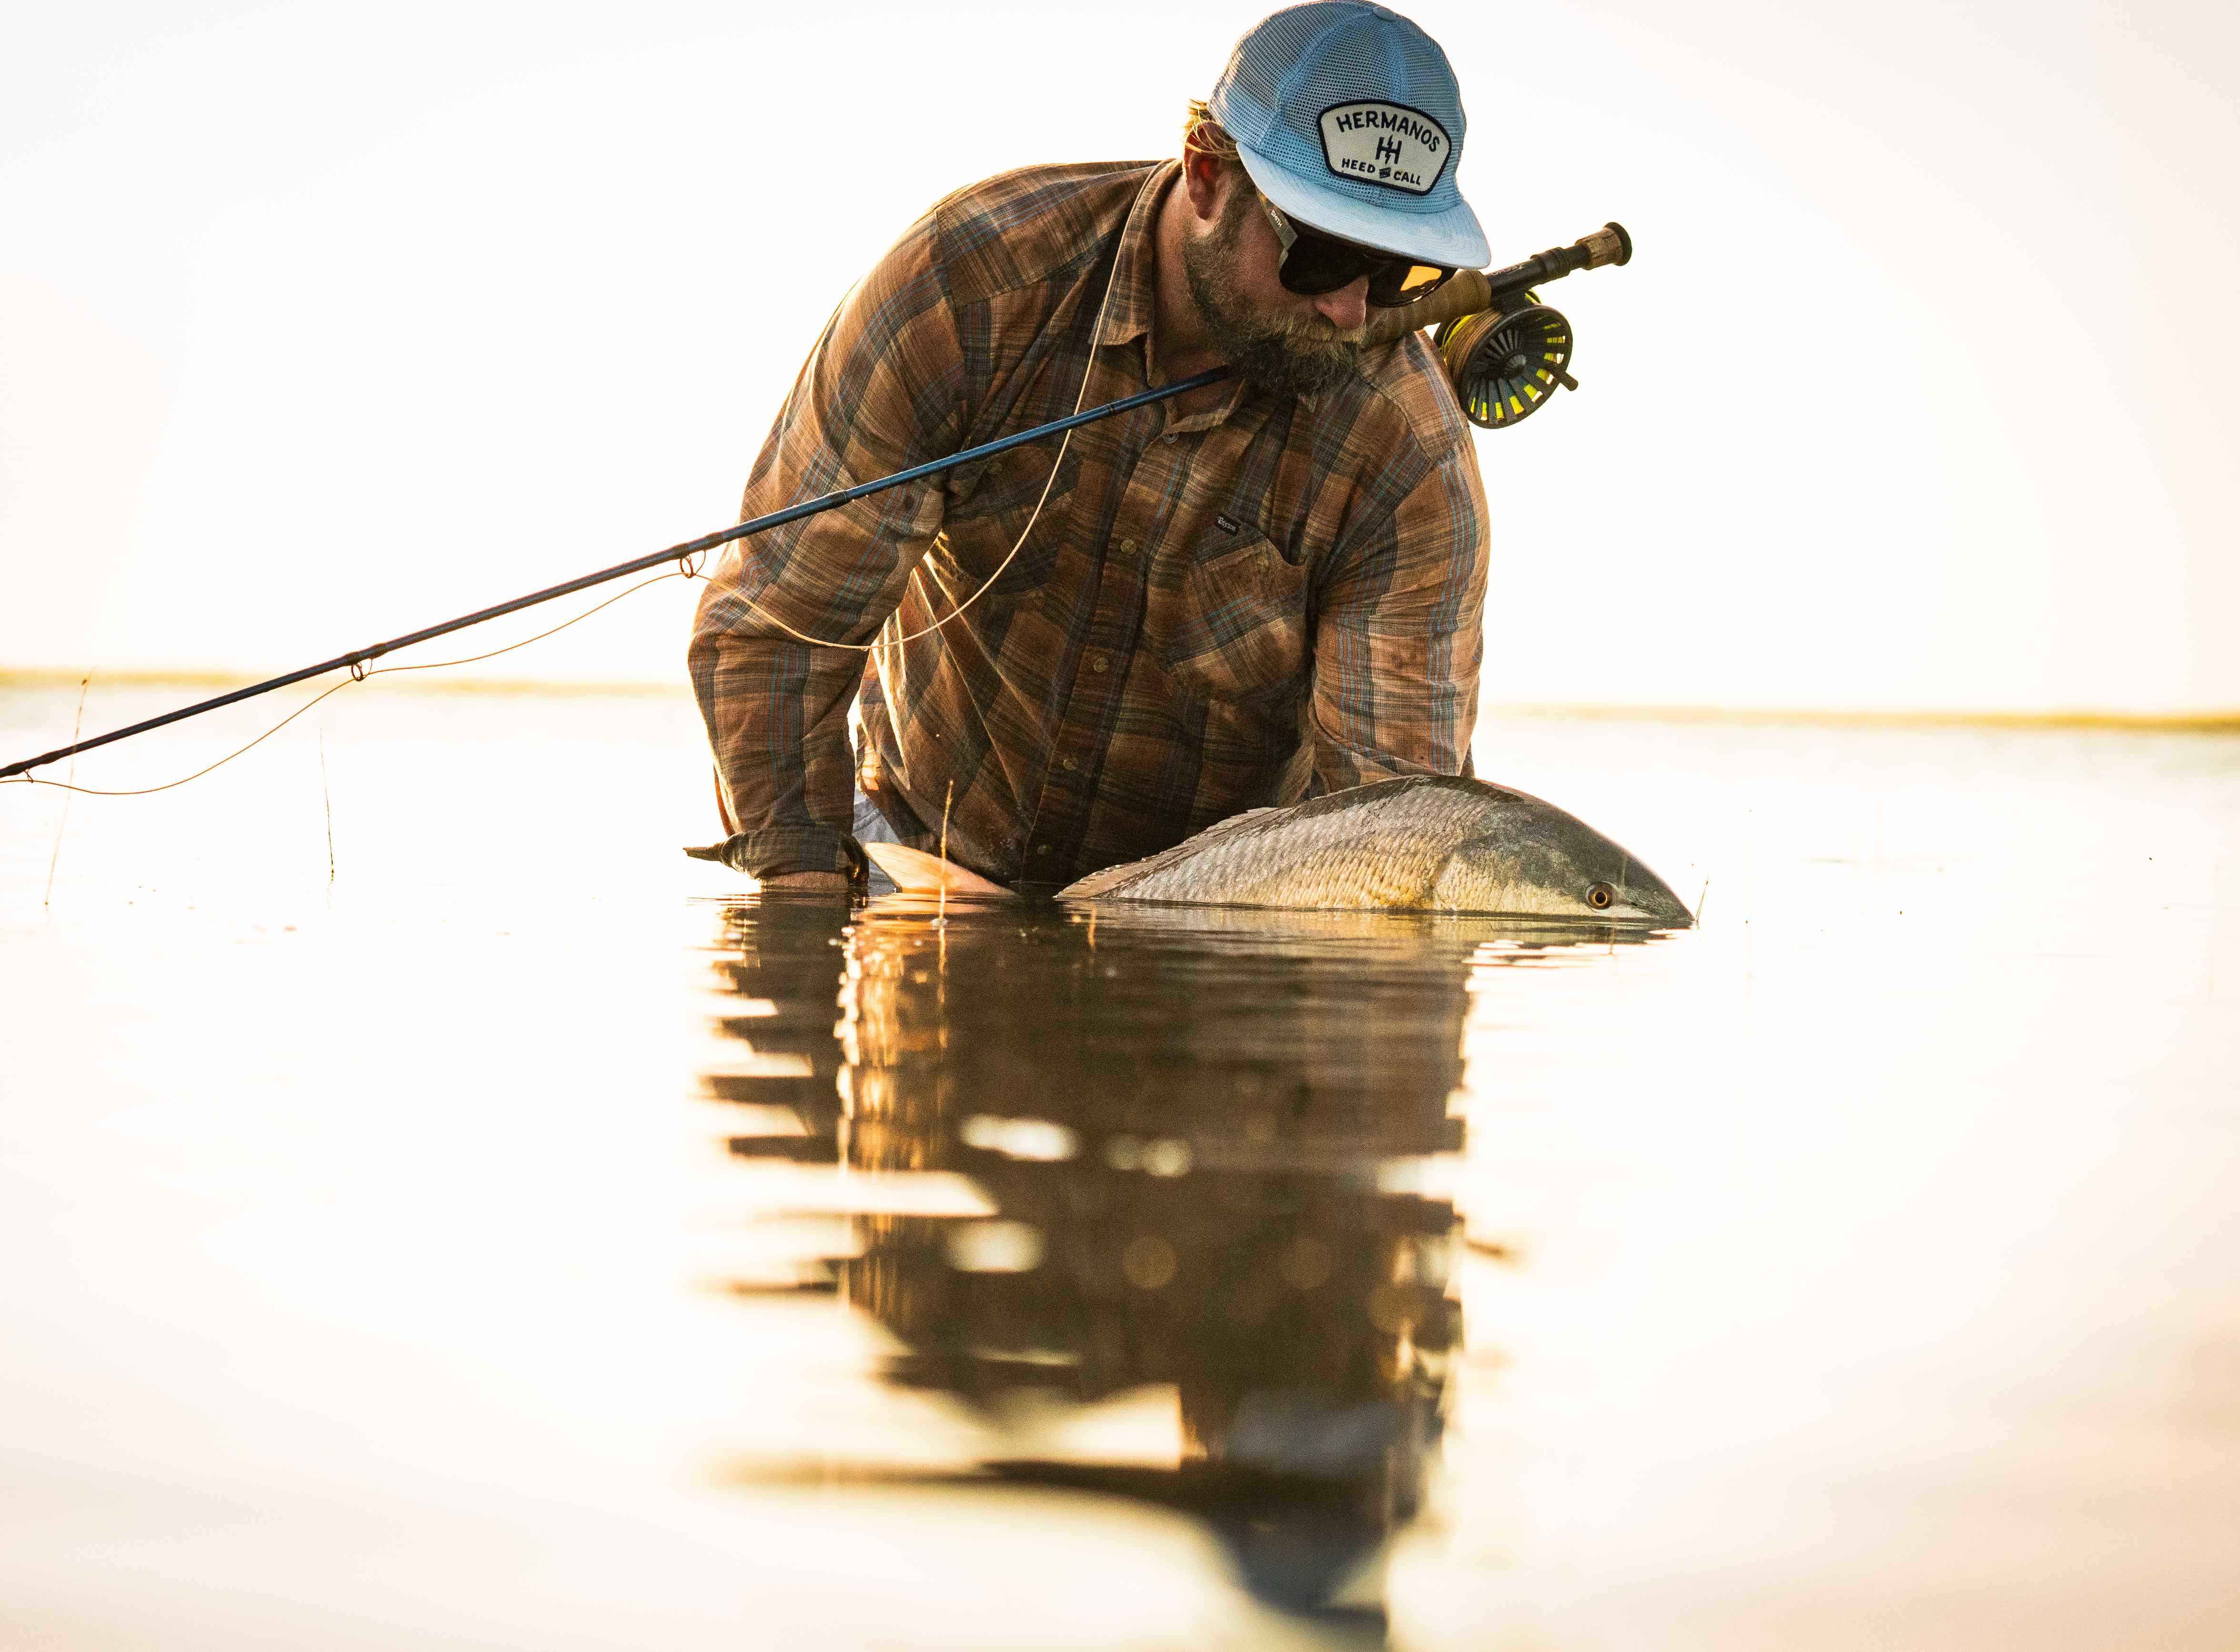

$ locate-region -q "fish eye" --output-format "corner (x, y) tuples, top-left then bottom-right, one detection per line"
(1586, 882), (1616, 910)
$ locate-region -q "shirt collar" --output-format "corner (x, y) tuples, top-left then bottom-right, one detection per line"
(1094, 160), (1175, 353)
(1095, 161), (1263, 427)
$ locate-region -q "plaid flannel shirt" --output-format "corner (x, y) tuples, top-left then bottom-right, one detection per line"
(688, 159), (1488, 887)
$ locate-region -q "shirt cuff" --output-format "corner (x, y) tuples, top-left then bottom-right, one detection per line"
(703, 826), (867, 883)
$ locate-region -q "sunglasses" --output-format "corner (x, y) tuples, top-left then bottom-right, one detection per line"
(1257, 195), (1456, 309)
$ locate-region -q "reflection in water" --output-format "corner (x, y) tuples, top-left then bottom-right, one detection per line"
(704, 893), (1662, 1624)
(10, 685), (2227, 1648)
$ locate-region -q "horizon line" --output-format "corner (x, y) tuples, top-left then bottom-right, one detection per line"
(4, 667), (2236, 735)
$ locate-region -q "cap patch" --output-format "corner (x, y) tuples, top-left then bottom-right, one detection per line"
(1317, 101), (1452, 196)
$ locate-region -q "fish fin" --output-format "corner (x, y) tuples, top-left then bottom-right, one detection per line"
(1058, 806), (1283, 900)
(1055, 859), (1144, 900)
(683, 843), (732, 865)
(861, 841), (1013, 898)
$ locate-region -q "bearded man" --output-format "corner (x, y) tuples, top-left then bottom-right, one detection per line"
(689, 0), (1491, 892)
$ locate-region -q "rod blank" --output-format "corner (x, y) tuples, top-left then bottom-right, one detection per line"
(9, 219), (1630, 783)
(2, 365), (1234, 781)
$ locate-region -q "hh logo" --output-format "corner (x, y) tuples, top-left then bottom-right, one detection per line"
(1317, 101), (1452, 196)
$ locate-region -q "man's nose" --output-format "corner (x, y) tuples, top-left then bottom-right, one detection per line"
(1312, 278), (1369, 334)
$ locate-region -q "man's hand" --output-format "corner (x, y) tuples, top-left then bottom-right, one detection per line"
(758, 871), (852, 894)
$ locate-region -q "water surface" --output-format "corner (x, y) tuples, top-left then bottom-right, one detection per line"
(1, 682), (2234, 1648)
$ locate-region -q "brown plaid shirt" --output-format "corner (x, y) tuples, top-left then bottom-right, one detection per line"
(688, 159), (1488, 887)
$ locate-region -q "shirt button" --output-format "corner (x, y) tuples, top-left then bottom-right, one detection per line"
(1090, 655), (1109, 674)
(1034, 844), (1053, 856)
(1164, 434), (1179, 445)
(1117, 537), (1136, 554)
(1061, 757), (1077, 771)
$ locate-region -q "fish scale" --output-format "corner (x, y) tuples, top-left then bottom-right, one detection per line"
(1076, 787), (1489, 907)
(1057, 775), (1692, 924)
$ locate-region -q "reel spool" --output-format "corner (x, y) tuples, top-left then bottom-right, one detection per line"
(1435, 299), (1576, 429)
(1363, 221), (1629, 432)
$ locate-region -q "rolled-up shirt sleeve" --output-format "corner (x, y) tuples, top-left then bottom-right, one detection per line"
(1307, 441), (1489, 791)
(687, 215), (965, 878)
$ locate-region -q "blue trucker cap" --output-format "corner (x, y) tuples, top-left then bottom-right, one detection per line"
(1207, 1), (1489, 271)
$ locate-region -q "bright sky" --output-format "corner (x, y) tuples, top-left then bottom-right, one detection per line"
(3, 0), (2235, 712)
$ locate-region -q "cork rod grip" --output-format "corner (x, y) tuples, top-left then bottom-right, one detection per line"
(1362, 268), (1495, 345)
(1361, 222), (1631, 346)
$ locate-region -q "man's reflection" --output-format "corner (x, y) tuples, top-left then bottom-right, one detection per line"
(711, 897), (1519, 1619)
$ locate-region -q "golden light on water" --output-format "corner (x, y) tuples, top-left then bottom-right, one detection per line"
(2, 681), (2235, 1646)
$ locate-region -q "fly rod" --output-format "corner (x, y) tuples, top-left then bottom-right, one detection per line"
(1, 365), (1234, 781)
(3, 216), (1632, 783)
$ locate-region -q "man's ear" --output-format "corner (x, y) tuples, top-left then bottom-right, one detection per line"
(1180, 147), (1228, 224)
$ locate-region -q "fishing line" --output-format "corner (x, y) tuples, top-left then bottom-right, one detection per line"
(41, 675), (90, 903)
(319, 725), (335, 886)
(6, 570), (688, 798)
(361, 569), (685, 678)
(738, 167), (1158, 658)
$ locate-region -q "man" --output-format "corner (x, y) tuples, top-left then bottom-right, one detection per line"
(689, 0), (1490, 893)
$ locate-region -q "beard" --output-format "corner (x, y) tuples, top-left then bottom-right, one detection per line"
(1180, 188), (1365, 399)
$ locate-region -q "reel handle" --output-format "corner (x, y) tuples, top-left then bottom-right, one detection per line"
(1363, 221), (1631, 345)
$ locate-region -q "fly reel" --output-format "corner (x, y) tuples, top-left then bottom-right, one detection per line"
(1436, 300), (1575, 429)
(1363, 222), (1630, 431)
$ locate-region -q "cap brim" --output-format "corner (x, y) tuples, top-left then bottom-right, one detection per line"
(1235, 139), (1491, 271)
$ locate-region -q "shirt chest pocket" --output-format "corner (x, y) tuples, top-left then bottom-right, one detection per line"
(1156, 525), (1311, 701)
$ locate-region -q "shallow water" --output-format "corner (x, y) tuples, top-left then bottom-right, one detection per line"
(2, 682), (2235, 1649)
